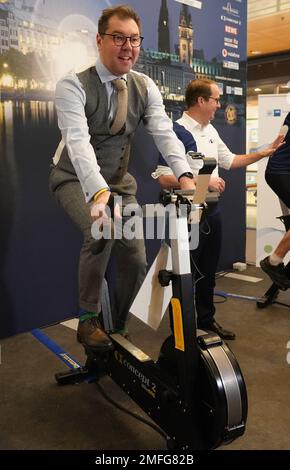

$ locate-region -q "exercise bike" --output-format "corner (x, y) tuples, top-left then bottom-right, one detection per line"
(55, 155), (248, 450)
(257, 201), (290, 309)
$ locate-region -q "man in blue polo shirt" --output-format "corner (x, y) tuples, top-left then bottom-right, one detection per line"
(153, 79), (284, 340)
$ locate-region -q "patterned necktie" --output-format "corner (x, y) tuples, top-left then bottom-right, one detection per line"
(110, 78), (128, 135)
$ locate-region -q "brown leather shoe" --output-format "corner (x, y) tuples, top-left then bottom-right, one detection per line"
(77, 316), (114, 352)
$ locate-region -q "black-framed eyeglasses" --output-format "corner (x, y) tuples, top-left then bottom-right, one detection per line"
(209, 96), (221, 104)
(100, 33), (144, 47)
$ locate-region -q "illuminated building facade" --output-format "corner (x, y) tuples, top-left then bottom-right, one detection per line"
(179, 4), (193, 68)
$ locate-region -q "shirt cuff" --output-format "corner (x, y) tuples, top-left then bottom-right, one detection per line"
(81, 173), (109, 203)
(151, 165), (174, 179)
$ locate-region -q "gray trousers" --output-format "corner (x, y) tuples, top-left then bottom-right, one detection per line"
(51, 179), (147, 330)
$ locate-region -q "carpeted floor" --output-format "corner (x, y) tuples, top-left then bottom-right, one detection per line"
(1, 266), (290, 450)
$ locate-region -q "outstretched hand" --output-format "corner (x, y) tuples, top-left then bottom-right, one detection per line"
(261, 133), (285, 158)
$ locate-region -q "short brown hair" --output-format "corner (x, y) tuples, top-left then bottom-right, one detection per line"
(185, 79), (216, 108)
(98, 4), (142, 34)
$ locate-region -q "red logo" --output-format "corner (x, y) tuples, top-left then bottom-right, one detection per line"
(225, 25), (238, 35)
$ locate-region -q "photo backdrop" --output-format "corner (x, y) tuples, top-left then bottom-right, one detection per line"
(0, 0), (247, 337)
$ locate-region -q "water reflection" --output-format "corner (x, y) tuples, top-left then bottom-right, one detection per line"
(0, 101), (16, 272)
(0, 100), (56, 334)
(0, 101), (17, 328)
(0, 101), (56, 261)
(4, 100), (56, 127)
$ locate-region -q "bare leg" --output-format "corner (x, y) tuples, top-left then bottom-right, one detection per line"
(274, 229), (290, 259)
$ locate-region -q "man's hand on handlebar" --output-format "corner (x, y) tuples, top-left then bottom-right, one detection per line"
(208, 176), (225, 193)
(90, 190), (121, 223)
(178, 176), (196, 191)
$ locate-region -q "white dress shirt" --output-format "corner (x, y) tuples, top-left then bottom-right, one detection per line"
(53, 58), (192, 202)
(154, 111), (235, 178)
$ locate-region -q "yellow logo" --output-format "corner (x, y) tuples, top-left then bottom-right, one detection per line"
(225, 104), (237, 125)
(171, 298), (185, 352)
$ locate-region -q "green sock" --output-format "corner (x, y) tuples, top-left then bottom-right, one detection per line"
(79, 311), (98, 323)
(114, 326), (128, 335)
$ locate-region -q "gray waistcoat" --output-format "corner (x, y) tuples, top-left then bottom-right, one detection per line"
(51, 66), (147, 196)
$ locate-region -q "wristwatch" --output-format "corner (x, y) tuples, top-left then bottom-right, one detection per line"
(178, 172), (194, 181)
